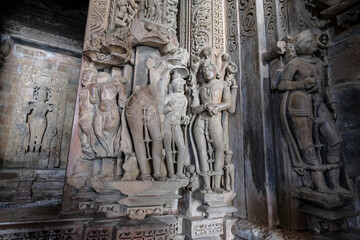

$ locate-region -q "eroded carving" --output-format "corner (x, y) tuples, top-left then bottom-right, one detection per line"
(5, 65), (69, 168)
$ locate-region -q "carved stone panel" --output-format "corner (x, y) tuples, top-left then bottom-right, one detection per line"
(4, 65), (69, 168)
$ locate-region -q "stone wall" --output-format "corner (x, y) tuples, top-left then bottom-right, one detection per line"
(0, 43), (80, 207)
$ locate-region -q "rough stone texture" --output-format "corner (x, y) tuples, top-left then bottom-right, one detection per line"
(233, 219), (360, 240)
(329, 26), (360, 229)
(0, 169), (65, 208)
(0, 43), (80, 207)
(0, 0), (88, 56)
(0, 43), (80, 168)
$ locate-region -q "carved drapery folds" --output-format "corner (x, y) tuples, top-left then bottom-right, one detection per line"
(64, 1), (238, 237)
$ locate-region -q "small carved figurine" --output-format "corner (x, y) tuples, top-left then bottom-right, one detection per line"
(163, 73), (190, 179)
(116, 0), (138, 27)
(185, 165), (199, 191)
(121, 153), (140, 180)
(224, 150), (235, 192)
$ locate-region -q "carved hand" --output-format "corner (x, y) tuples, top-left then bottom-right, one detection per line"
(181, 116), (190, 125)
(328, 102), (338, 120)
(205, 103), (218, 116)
(304, 77), (319, 93)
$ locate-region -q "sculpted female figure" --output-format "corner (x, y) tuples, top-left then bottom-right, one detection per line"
(278, 30), (346, 193)
(93, 73), (127, 156)
(163, 73), (190, 179)
(79, 64), (98, 157)
(192, 62), (232, 192)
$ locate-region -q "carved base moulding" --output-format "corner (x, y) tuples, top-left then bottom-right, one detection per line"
(299, 204), (360, 234)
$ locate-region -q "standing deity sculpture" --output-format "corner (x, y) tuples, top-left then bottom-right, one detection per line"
(224, 150), (235, 192)
(79, 64), (98, 157)
(278, 29), (351, 195)
(163, 73), (190, 179)
(191, 57), (234, 193)
(24, 85), (54, 153)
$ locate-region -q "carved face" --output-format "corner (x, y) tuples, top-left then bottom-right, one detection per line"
(296, 35), (318, 55)
(118, 5), (128, 19)
(82, 71), (95, 86)
(202, 64), (217, 82)
(37, 86), (47, 102)
(172, 81), (184, 93)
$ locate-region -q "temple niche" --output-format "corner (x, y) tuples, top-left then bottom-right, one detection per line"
(0, 0), (360, 240)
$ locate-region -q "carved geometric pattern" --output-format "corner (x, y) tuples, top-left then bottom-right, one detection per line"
(214, 0), (225, 50)
(193, 220), (223, 238)
(85, 226), (113, 240)
(116, 226), (168, 240)
(239, 0), (257, 44)
(0, 226), (83, 240)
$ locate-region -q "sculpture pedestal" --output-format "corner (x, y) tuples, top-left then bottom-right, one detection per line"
(299, 204), (360, 234)
(291, 187), (354, 209)
(182, 191), (238, 240)
(76, 178), (188, 220)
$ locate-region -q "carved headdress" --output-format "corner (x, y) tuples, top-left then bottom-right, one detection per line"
(293, 29), (316, 47)
(171, 72), (186, 86)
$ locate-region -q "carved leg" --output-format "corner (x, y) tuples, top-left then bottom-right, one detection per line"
(127, 115), (152, 180)
(148, 123), (166, 181)
(194, 117), (211, 191)
(30, 118), (46, 152)
(174, 125), (186, 178)
(209, 118), (224, 191)
(164, 125), (175, 178)
(317, 104), (347, 193)
(94, 112), (112, 155)
(291, 116), (331, 193)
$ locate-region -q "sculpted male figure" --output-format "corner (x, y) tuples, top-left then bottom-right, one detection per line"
(278, 30), (346, 193)
(163, 73), (190, 179)
(192, 62), (232, 192)
(24, 85), (53, 153)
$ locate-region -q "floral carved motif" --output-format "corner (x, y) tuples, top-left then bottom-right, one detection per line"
(239, 0), (256, 44)
(190, 0), (212, 57)
(226, 0), (239, 53)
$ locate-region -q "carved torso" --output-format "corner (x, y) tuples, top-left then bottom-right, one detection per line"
(164, 93), (187, 124)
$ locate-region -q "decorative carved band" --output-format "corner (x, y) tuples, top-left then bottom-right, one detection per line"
(239, 0), (256, 44)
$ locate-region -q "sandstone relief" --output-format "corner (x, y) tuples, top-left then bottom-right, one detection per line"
(264, 29), (357, 233)
(63, 0), (238, 238)
(5, 65), (69, 168)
